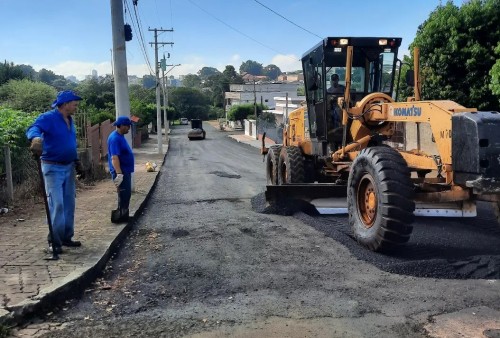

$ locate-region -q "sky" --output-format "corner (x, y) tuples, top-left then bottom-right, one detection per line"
(0, 0), (460, 81)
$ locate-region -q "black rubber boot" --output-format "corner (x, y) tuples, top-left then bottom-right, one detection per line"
(111, 208), (129, 223)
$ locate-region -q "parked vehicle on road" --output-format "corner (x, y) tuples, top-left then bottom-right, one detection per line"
(180, 118), (189, 125)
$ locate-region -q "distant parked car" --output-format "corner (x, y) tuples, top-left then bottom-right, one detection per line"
(188, 119), (205, 140)
(180, 118), (189, 125)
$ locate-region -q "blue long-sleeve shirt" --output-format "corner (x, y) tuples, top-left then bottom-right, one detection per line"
(107, 130), (135, 174)
(26, 109), (78, 163)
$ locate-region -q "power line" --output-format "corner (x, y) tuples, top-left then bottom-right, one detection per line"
(124, 0), (154, 75)
(186, 0), (297, 62)
(252, 0), (322, 39)
(131, 0), (155, 74)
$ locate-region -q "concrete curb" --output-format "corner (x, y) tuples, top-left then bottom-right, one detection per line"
(0, 145), (168, 327)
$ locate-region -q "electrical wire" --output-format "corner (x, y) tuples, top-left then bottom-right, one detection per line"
(252, 0), (322, 39)
(186, 0), (298, 62)
(132, 1), (155, 74)
(124, 0), (154, 75)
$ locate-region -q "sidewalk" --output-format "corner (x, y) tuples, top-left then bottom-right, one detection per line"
(205, 120), (263, 149)
(0, 134), (168, 326)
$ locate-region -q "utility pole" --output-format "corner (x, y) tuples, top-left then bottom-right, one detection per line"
(161, 66), (168, 143)
(149, 28), (173, 154)
(253, 79), (257, 118)
(161, 63), (180, 143)
(110, 0), (132, 147)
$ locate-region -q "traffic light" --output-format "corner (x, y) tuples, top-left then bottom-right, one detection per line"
(124, 24), (132, 42)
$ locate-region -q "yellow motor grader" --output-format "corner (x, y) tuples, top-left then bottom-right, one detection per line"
(262, 37), (500, 252)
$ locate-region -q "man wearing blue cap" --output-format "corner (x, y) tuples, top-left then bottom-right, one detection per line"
(107, 116), (135, 223)
(26, 90), (84, 254)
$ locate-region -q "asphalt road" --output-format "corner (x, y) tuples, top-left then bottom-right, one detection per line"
(15, 123), (500, 338)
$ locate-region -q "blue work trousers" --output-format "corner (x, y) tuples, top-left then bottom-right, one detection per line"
(112, 172), (132, 210)
(42, 162), (76, 247)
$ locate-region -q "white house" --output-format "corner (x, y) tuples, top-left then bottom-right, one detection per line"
(224, 83), (301, 111)
(265, 96), (306, 126)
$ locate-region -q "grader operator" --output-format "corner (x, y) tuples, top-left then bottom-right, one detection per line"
(262, 37), (500, 252)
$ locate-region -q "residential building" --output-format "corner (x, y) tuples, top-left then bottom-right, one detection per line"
(225, 83), (301, 111)
(267, 96), (306, 126)
(277, 72), (304, 82)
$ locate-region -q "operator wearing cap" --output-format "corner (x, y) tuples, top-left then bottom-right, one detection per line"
(26, 90), (84, 254)
(107, 116), (135, 223)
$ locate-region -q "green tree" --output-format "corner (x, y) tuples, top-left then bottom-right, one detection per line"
(129, 84), (156, 127)
(0, 61), (25, 86)
(202, 66), (244, 108)
(203, 73), (227, 107)
(75, 77), (115, 111)
(37, 68), (59, 85)
(222, 65), (244, 84)
(239, 60), (263, 75)
(227, 104), (254, 125)
(263, 64), (282, 80)
(142, 75), (156, 89)
(0, 106), (36, 149)
(183, 74), (202, 88)
(490, 42), (500, 95)
(297, 84), (305, 96)
(51, 77), (76, 91)
(411, 0), (500, 110)
(227, 103), (267, 124)
(169, 87), (211, 120)
(17, 64), (36, 80)
(0, 79), (56, 113)
(198, 67), (220, 80)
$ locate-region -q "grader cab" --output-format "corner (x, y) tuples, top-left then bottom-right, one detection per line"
(263, 37), (500, 252)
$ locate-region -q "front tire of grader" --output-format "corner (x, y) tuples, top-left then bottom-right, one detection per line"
(347, 146), (415, 252)
(266, 145), (282, 185)
(278, 146), (305, 184)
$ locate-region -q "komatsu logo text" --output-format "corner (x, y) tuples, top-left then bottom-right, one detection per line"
(391, 105), (422, 117)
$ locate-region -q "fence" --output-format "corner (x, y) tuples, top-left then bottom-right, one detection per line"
(0, 145), (40, 207)
(0, 112), (149, 207)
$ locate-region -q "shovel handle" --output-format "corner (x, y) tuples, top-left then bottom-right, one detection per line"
(36, 156), (59, 260)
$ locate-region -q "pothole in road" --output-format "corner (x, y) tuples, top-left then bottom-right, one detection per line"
(239, 227), (255, 235)
(209, 171), (241, 179)
(171, 229), (190, 238)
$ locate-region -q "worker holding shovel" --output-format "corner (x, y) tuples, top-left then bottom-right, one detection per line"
(107, 116), (135, 223)
(26, 90), (84, 256)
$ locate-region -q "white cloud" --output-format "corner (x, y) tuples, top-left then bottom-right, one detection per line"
(231, 54), (241, 63)
(271, 54), (301, 73)
(32, 53), (302, 81)
(33, 61), (112, 80)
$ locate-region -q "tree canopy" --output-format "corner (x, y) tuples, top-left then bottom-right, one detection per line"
(0, 79), (56, 113)
(263, 64), (282, 80)
(239, 60), (263, 76)
(490, 42), (500, 96)
(410, 0), (500, 110)
(0, 61), (24, 86)
(201, 66), (244, 108)
(168, 87), (211, 121)
(198, 67), (220, 80)
(183, 74), (202, 89)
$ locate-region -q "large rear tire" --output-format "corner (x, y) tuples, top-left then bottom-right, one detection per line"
(348, 146), (415, 252)
(266, 145), (282, 185)
(493, 201), (500, 225)
(278, 146), (304, 185)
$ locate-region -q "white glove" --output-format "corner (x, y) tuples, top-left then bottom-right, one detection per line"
(113, 174), (124, 187)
